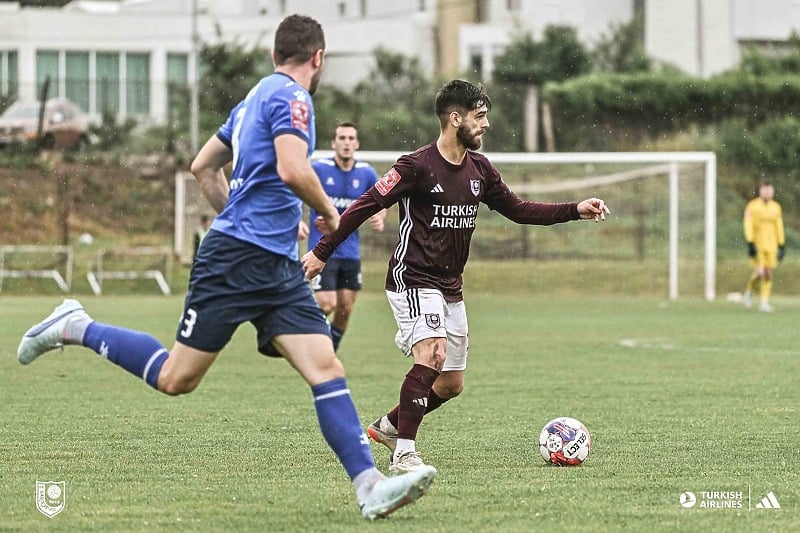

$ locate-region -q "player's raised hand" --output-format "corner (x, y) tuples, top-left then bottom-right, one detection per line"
(577, 198), (610, 223)
(314, 210), (340, 234)
(297, 220), (310, 241)
(301, 250), (326, 280)
(369, 211), (386, 232)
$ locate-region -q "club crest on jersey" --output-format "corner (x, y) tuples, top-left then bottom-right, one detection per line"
(470, 179), (481, 196)
(425, 313), (441, 329)
(290, 100), (310, 133)
(352, 179), (360, 188)
(375, 168), (401, 196)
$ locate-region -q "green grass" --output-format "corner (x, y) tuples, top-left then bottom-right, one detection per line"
(1, 282), (799, 531)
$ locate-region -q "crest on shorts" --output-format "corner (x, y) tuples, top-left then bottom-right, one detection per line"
(36, 481), (65, 518)
(425, 313), (442, 329)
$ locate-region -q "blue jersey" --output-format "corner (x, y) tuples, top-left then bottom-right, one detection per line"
(212, 72), (315, 260)
(308, 157), (378, 259)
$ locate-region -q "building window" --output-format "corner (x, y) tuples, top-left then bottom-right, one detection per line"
(65, 51), (90, 112)
(166, 53), (189, 124)
(96, 52), (120, 115)
(0, 50), (19, 99)
(36, 50), (59, 99)
(469, 45), (483, 76)
(506, 0), (521, 10)
(477, 0), (489, 22)
(125, 53), (150, 115)
(338, 1), (346, 17)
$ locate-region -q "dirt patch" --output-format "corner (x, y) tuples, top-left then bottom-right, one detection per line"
(0, 153), (178, 246)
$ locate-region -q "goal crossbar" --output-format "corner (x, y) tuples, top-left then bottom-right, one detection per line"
(312, 151), (717, 301)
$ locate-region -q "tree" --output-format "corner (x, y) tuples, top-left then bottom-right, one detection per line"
(493, 26), (592, 85)
(198, 30), (271, 132)
(315, 48), (440, 151)
(593, 13), (651, 73)
(492, 26), (591, 151)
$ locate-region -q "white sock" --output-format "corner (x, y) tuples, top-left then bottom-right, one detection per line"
(394, 438), (416, 460)
(354, 467), (384, 503)
(64, 315), (93, 345)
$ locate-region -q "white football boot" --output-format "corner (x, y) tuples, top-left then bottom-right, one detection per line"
(359, 465), (436, 519)
(389, 450), (429, 474)
(17, 299), (89, 365)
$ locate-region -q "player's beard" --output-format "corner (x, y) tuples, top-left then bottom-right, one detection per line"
(457, 124), (483, 150)
(309, 68), (322, 95)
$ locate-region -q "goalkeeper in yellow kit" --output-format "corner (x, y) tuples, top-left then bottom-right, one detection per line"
(743, 182), (785, 312)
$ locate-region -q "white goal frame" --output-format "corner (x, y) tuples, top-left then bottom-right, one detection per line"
(86, 246), (173, 296)
(313, 150), (717, 301)
(0, 245), (73, 293)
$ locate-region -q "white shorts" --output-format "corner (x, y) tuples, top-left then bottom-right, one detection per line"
(386, 288), (469, 371)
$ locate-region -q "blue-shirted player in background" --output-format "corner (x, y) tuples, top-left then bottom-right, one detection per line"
(17, 14), (435, 520)
(306, 123), (386, 352)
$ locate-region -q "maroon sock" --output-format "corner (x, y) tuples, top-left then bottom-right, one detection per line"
(396, 364), (440, 440)
(387, 389), (449, 428)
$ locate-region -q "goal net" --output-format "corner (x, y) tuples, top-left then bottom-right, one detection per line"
(312, 150), (717, 301)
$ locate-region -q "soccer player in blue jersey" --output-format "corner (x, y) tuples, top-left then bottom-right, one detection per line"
(17, 14), (435, 520)
(308, 123), (386, 351)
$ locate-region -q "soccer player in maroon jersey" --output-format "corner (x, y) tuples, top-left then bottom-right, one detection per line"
(302, 79), (610, 473)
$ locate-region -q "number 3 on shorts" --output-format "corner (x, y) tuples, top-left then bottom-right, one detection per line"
(180, 308), (198, 338)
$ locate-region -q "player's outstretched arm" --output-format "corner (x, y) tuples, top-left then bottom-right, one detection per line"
(576, 198), (611, 223)
(190, 135), (233, 214)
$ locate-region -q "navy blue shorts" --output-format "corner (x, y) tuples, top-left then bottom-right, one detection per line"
(310, 258), (362, 291)
(177, 230), (331, 357)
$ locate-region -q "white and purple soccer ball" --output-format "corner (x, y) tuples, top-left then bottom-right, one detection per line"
(539, 417), (592, 466)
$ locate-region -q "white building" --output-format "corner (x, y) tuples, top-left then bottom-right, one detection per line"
(2, 0), (797, 126)
(0, 0), (437, 125)
(646, 0), (800, 78)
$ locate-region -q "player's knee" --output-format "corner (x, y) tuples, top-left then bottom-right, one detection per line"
(317, 301), (335, 315)
(157, 371), (201, 396)
(437, 382), (464, 399)
(413, 338), (447, 370)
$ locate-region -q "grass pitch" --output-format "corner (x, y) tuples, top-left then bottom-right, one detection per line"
(1, 287), (798, 531)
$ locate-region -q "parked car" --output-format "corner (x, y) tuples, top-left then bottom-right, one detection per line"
(0, 97), (90, 150)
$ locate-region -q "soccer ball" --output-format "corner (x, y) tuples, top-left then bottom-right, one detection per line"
(538, 417), (591, 466)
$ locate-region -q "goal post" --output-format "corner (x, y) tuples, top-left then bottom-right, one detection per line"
(312, 150), (717, 301)
(175, 171), (215, 265)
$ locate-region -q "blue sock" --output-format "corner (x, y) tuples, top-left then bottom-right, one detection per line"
(330, 325), (344, 352)
(83, 322), (168, 389)
(312, 378), (375, 479)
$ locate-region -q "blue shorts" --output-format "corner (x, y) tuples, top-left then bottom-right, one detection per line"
(177, 230), (331, 357)
(310, 258), (362, 291)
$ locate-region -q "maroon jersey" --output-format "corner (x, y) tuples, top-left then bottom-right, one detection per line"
(313, 142), (580, 302)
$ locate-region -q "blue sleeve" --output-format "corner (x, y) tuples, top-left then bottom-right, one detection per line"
(266, 87), (314, 144)
(216, 102), (239, 148)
